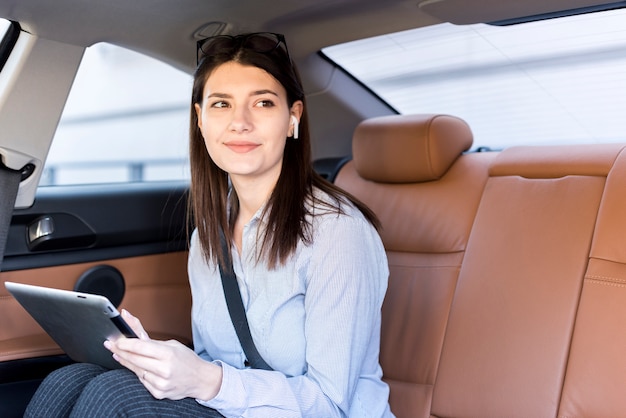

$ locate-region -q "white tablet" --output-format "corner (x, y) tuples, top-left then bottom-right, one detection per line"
(4, 281), (137, 369)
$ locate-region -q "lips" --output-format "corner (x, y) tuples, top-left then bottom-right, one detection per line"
(225, 141), (260, 153)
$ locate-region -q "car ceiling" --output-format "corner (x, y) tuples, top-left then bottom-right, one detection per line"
(0, 0), (616, 73)
(0, 0), (617, 209)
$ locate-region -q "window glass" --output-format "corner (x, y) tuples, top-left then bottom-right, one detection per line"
(42, 43), (192, 186)
(0, 19), (9, 38)
(323, 9), (626, 150)
(0, 19), (11, 65)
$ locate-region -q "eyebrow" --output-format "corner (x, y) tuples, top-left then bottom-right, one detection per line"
(207, 89), (280, 99)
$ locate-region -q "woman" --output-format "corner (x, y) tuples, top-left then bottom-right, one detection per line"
(25, 32), (393, 417)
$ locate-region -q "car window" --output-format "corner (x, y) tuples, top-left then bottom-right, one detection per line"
(323, 8), (626, 150)
(41, 43), (193, 186)
(0, 18), (9, 40)
(0, 18), (12, 67)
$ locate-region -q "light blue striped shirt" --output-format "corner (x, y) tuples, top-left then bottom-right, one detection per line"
(189, 189), (393, 417)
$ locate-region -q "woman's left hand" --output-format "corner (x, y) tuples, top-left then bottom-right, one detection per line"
(103, 310), (223, 401)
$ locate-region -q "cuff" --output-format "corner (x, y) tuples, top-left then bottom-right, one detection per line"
(196, 360), (247, 416)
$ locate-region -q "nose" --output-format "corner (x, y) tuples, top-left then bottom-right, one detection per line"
(228, 107), (252, 134)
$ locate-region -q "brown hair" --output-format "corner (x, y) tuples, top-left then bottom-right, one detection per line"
(188, 33), (379, 269)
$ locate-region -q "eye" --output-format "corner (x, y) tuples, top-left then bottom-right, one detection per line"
(255, 100), (275, 108)
(210, 101), (229, 109)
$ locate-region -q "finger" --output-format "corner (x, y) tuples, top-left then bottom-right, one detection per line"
(113, 349), (161, 382)
(123, 357), (173, 400)
(113, 336), (164, 359)
(109, 335), (180, 362)
(133, 365), (159, 397)
(110, 339), (174, 378)
(103, 340), (167, 392)
(138, 368), (170, 399)
(122, 309), (150, 340)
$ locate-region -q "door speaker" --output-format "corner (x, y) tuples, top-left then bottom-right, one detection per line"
(74, 265), (125, 307)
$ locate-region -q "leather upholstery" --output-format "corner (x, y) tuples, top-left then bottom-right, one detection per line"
(353, 114), (473, 183)
(432, 148), (609, 417)
(336, 113), (626, 418)
(559, 148), (626, 417)
(336, 114), (493, 417)
(0, 251), (192, 362)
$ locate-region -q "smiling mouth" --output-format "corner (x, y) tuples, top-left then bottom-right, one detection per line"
(225, 142), (260, 153)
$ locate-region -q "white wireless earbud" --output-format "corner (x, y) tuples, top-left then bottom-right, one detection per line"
(290, 115), (299, 139)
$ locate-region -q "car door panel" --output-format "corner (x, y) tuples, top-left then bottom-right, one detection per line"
(3, 181), (189, 268)
(1, 251), (192, 361)
(0, 181), (191, 417)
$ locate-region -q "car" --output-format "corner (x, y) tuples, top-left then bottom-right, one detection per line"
(2, 0), (626, 417)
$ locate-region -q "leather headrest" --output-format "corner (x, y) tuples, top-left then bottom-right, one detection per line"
(352, 114), (473, 183)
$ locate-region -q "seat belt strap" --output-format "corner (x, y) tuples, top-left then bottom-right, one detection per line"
(0, 164), (21, 270)
(218, 230), (273, 371)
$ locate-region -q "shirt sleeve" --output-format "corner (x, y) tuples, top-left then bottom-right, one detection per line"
(196, 213), (389, 418)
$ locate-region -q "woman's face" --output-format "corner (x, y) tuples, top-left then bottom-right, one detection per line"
(195, 61), (302, 187)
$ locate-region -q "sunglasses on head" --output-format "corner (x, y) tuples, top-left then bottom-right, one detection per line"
(196, 32), (291, 66)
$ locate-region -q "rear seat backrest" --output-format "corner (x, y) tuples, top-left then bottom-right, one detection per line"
(338, 113), (626, 417)
(335, 114), (494, 418)
(430, 144), (625, 418)
(559, 147), (626, 417)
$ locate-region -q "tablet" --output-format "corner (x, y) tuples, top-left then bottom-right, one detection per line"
(4, 281), (137, 370)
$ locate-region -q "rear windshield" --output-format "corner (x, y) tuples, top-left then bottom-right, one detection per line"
(322, 9), (626, 150)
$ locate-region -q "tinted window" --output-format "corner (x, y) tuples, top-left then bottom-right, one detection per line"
(42, 43), (192, 186)
(323, 9), (626, 150)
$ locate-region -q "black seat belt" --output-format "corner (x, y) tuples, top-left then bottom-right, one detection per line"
(218, 230), (273, 370)
(0, 162), (21, 270)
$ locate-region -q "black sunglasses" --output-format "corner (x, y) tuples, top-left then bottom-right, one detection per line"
(196, 32), (291, 66)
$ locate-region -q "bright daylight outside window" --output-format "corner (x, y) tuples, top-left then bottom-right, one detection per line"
(0, 18), (9, 38)
(42, 43), (192, 186)
(323, 8), (626, 150)
(0, 19), (11, 58)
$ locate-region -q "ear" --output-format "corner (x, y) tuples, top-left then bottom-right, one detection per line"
(194, 103), (203, 129)
(289, 100), (303, 122)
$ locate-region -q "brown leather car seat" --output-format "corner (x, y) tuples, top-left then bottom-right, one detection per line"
(335, 114), (495, 417)
(559, 147), (626, 417)
(431, 143), (625, 418)
(336, 114), (626, 417)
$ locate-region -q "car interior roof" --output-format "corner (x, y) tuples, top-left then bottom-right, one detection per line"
(0, 0), (617, 73)
(1, 0), (620, 209)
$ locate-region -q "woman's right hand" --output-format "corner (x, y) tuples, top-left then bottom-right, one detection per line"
(105, 330), (223, 401)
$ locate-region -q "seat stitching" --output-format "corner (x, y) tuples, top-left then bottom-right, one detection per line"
(585, 275), (626, 288)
